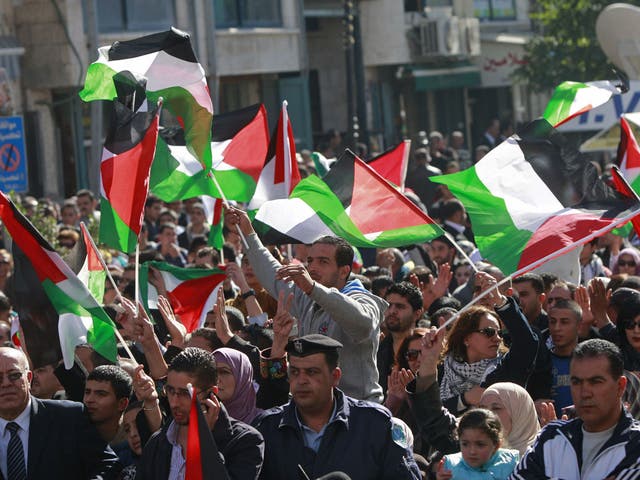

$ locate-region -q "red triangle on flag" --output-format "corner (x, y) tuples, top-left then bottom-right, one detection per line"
(348, 158), (437, 236)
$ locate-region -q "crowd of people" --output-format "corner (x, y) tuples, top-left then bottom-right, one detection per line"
(1, 127), (640, 480)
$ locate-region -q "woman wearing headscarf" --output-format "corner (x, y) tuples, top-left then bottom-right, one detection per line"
(479, 382), (540, 456)
(611, 247), (640, 276)
(213, 347), (263, 424)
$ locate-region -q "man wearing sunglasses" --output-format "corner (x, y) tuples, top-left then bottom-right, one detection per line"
(0, 347), (121, 479)
(136, 347), (264, 479)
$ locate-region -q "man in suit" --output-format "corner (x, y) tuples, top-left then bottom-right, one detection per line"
(0, 347), (121, 479)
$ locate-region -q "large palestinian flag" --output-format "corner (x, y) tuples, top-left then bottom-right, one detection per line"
(151, 103), (269, 203)
(247, 101), (301, 211)
(432, 119), (640, 276)
(80, 28), (213, 170)
(365, 140), (411, 189)
(543, 80), (621, 127)
(139, 262), (226, 332)
(64, 223), (107, 303)
(253, 150), (445, 247)
(0, 191), (117, 369)
(99, 82), (160, 253)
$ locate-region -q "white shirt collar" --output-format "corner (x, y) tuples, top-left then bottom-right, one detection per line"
(0, 397), (31, 433)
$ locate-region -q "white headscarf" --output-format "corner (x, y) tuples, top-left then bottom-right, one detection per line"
(481, 382), (540, 456)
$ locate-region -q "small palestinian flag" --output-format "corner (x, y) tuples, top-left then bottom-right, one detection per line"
(151, 104), (269, 203)
(185, 384), (222, 479)
(365, 140), (411, 189)
(612, 115), (640, 237)
(202, 197), (224, 250)
(247, 101), (301, 212)
(139, 262), (226, 333)
(0, 190), (117, 369)
(543, 80), (621, 127)
(80, 28), (213, 170)
(99, 78), (160, 253)
(9, 312), (21, 349)
(432, 119), (640, 276)
(64, 223), (107, 303)
(253, 150), (445, 247)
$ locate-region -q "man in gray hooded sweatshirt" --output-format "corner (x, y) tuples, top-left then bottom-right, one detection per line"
(226, 206), (387, 403)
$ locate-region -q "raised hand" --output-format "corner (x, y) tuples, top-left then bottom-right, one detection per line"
(275, 264), (314, 295)
(212, 287), (233, 344)
(417, 326), (446, 378)
(157, 295), (186, 348)
(270, 290), (295, 358)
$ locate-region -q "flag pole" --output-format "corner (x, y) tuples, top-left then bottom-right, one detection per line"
(79, 222), (121, 301)
(400, 139), (411, 192)
(208, 172), (249, 251)
(444, 231), (479, 273)
(437, 204), (640, 333)
(78, 223), (138, 365)
(134, 240), (140, 318)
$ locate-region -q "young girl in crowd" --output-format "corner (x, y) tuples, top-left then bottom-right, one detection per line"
(436, 409), (519, 480)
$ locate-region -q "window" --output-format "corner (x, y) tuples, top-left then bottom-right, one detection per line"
(214, 0), (282, 28)
(97, 0), (175, 33)
(474, 0), (516, 20)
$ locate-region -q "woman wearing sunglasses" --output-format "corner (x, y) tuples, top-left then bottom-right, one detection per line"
(439, 272), (538, 416)
(611, 247), (640, 277)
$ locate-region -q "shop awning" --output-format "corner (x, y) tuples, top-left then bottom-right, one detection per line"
(409, 64), (481, 91)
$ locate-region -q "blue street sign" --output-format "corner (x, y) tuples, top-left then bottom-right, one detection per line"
(0, 116), (28, 193)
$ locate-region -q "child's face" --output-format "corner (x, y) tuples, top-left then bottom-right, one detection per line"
(454, 265), (472, 285)
(459, 428), (498, 468)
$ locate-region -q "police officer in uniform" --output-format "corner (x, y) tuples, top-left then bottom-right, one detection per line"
(255, 335), (420, 479)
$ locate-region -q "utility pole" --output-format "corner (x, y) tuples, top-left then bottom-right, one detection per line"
(85, 0), (102, 193)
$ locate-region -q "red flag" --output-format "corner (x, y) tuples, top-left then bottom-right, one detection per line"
(365, 140), (411, 189)
(186, 390), (203, 480)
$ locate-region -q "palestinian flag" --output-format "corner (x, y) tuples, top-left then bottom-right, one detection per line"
(543, 80), (621, 127)
(432, 119), (640, 276)
(186, 385), (221, 479)
(202, 197), (224, 250)
(210, 104), (270, 202)
(612, 115), (640, 237)
(139, 262), (226, 333)
(64, 223), (107, 303)
(311, 151), (335, 177)
(247, 101), (301, 211)
(9, 313), (21, 349)
(151, 104), (269, 203)
(365, 140), (411, 189)
(0, 191), (117, 369)
(99, 85), (160, 253)
(253, 150), (445, 247)
(80, 28), (213, 170)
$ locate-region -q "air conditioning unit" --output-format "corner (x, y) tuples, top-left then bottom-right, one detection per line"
(459, 18), (481, 56)
(418, 16), (461, 57)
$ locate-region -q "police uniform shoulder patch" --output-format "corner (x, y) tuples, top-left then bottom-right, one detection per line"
(390, 417), (413, 450)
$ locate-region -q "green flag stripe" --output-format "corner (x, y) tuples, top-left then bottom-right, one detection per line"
(432, 167), (533, 274)
(79, 63), (119, 101)
(211, 169), (258, 202)
(88, 270), (107, 304)
(99, 197), (138, 253)
(542, 82), (585, 126)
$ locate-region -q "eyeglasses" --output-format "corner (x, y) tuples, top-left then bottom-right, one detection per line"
(474, 327), (502, 338)
(162, 384), (191, 400)
(618, 260), (636, 267)
(624, 320), (640, 330)
(0, 371), (25, 384)
(405, 349), (421, 361)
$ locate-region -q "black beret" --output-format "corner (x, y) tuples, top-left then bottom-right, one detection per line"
(286, 334), (343, 357)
